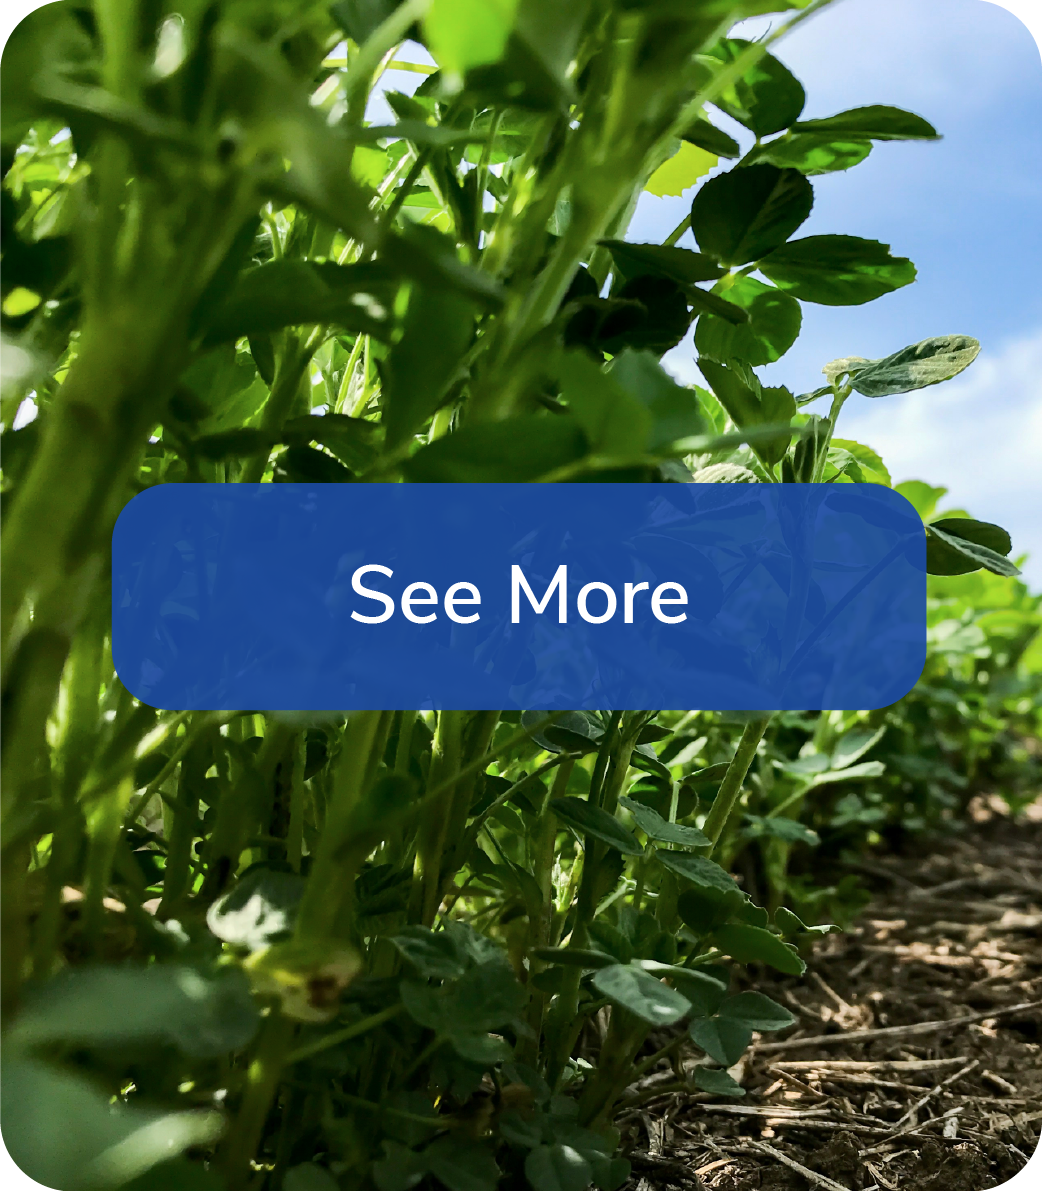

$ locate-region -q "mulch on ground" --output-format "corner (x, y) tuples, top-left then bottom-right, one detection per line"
(618, 804), (1042, 1191)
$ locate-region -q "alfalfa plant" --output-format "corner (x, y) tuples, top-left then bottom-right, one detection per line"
(0, 2), (1024, 1190)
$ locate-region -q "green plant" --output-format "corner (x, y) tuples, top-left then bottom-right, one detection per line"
(1, 2), (1034, 1190)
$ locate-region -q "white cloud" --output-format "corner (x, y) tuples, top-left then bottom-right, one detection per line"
(735, 0), (1039, 119)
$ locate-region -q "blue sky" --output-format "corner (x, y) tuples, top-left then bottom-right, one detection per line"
(640, 0), (1041, 587)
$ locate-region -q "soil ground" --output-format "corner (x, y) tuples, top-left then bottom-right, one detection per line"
(618, 803), (1042, 1191)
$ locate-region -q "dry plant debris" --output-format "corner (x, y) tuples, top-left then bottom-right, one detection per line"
(616, 809), (1041, 1191)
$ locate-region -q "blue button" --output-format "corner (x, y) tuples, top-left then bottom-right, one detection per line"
(111, 483), (926, 711)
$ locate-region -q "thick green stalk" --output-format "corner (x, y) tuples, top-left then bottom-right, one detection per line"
(700, 716), (773, 852)
(412, 709), (465, 926)
(576, 1007), (646, 1127)
(220, 1009), (296, 1191)
(546, 716), (630, 1086)
(287, 732), (306, 874)
(295, 711), (385, 942)
(394, 710), (416, 776)
(2, 627), (69, 1011)
(520, 757), (572, 1065)
(81, 775), (135, 954)
(157, 730), (210, 916)
(55, 608), (106, 804)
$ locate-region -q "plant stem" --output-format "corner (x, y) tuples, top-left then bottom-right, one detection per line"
(82, 775), (135, 954)
(701, 716), (773, 852)
(394, 710), (416, 776)
(157, 729), (209, 916)
(413, 709), (464, 925)
(286, 1005), (404, 1064)
(221, 1010), (296, 1190)
(287, 731), (306, 873)
(295, 711), (385, 942)
(663, 214), (691, 247)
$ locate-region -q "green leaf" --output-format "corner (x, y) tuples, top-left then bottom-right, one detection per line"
(513, 0), (593, 95)
(1, 6), (93, 147)
(384, 224), (504, 307)
(403, 415), (588, 482)
(609, 351), (709, 451)
(392, 926), (469, 980)
(688, 1067), (746, 1097)
(499, 1110), (542, 1149)
(682, 117), (740, 159)
(697, 361), (795, 468)
(333, 1), (402, 44)
(424, 0), (519, 78)
(373, 1140), (428, 1191)
(608, 276), (695, 354)
(531, 947), (615, 969)
(695, 276), (801, 366)
(12, 966), (260, 1058)
(426, 1137), (502, 1191)
(637, 962), (727, 1016)
(849, 335), (980, 397)
(710, 924), (806, 975)
(748, 135), (872, 176)
(525, 1144), (593, 1191)
(601, 241), (725, 285)
(653, 851), (739, 893)
(685, 287), (752, 326)
(618, 796), (710, 847)
(734, 900), (770, 928)
(830, 725), (886, 769)
(760, 235), (915, 306)
(718, 991), (796, 1031)
(588, 920), (634, 964)
(691, 164), (813, 266)
(401, 960), (525, 1047)
(274, 445), (354, 484)
(450, 959), (527, 1031)
(284, 1164), (340, 1191)
(202, 261), (396, 345)
(282, 414), (380, 473)
(592, 1157), (632, 1191)
(706, 39), (806, 137)
(926, 520), (1020, 577)
(895, 480), (948, 520)
(556, 351), (653, 457)
(355, 121), (483, 149)
(743, 815), (819, 846)
(591, 963), (692, 1026)
(809, 761), (885, 786)
(676, 881), (742, 933)
(177, 348), (268, 436)
(549, 797), (644, 855)
(382, 287), (476, 447)
(646, 141), (717, 197)
(829, 439), (891, 486)
(1, 1055), (224, 1191)
(207, 868), (305, 952)
(774, 907), (842, 938)
(692, 463), (759, 484)
(450, 1033), (513, 1065)
(523, 710), (602, 753)
(688, 1015), (751, 1065)
(121, 1159), (225, 1191)
(793, 104), (940, 141)
(192, 428), (274, 461)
